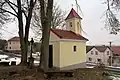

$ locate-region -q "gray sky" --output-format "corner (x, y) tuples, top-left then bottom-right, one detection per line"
(2, 0), (120, 45)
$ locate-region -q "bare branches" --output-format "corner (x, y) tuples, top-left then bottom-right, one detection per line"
(31, 2), (66, 39)
(33, 2), (66, 28)
(5, 0), (18, 15)
(0, 0), (18, 20)
(111, 0), (120, 10)
(22, 9), (28, 18)
(0, 8), (17, 17)
(7, 0), (18, 7)
(105, 9), (120, 34)
(51, 4), (66, 28)
(102, 0), (120, 34)
(0, 13), (11, 27)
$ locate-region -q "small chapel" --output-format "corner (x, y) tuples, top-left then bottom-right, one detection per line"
(49, 8), (88, 70)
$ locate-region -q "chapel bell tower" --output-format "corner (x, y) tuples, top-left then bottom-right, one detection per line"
(65, 8), (82, 34)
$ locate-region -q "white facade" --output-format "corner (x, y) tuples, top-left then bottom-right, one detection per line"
(5, 40), (20, 51)
(87, 47), (111, 66)
(113, 56), (120, 66)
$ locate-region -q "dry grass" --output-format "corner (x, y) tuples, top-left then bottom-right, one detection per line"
(0, 66), (106, 80)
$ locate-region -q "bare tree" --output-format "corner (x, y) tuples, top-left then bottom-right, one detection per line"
(103, 0), (120, 34)
(0, 13), (10, 27)
(38, 0), (53, 71)
(0, 1), (12, 36)
(0, 0), (36, 65)
(51, 3), (66, 28)
(31, 2), (66, 40)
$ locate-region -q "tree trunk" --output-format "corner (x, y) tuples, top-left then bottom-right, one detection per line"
(24, 0), (35, 65)
(17, 0), (36, 65)
(39, 35), (44, 69)
(39, 0), (53, 71)
(17, 0), (26, 65)
(39, 0), (45, 70)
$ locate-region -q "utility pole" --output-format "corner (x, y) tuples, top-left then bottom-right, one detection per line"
(109, 41), (112, 66)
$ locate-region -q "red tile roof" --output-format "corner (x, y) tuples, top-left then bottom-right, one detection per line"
(86, 46), (120, 56)
(111, 46), (120, 56)
(86, 46), (109, 53)
(51, 29), (88, 41)
(95, 46), (109, 52)
(8, 36), (20, 41)
(65, 8), (82, 20)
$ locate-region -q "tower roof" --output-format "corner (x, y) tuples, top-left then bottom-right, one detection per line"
(65, 8), (82, 20)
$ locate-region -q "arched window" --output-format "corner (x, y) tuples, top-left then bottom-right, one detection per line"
(73, 46), (76, 52)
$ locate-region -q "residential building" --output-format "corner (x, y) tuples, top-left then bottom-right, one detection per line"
(5, 37), (21, 53)
(111, 46), (120, 67)
(86, 46), (111, 66)
(49, 8), (88, 70)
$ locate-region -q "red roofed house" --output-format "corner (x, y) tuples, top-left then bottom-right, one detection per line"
(86, 46), (111, 66)
(49, 8), (88, 70)
(111, 46), (120, 66)
(86, 46), (120, 67)
(5, 36), (21, 53)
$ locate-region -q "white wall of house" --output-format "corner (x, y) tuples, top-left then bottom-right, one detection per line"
(5, 41), (20, 51)
(113, 56), (120, 66)
(87, 48), (110, 66)
(104, 48), (111, 65)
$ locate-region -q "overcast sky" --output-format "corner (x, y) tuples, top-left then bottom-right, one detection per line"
(2, 0), (120, 45)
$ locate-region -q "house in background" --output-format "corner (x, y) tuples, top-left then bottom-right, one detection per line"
(49, 8), (88, 70)
(4, 36), (38, 54)
(5, 36), (21, 54)
(111, 46), (120, 67)
(86, 46), (111, 66)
